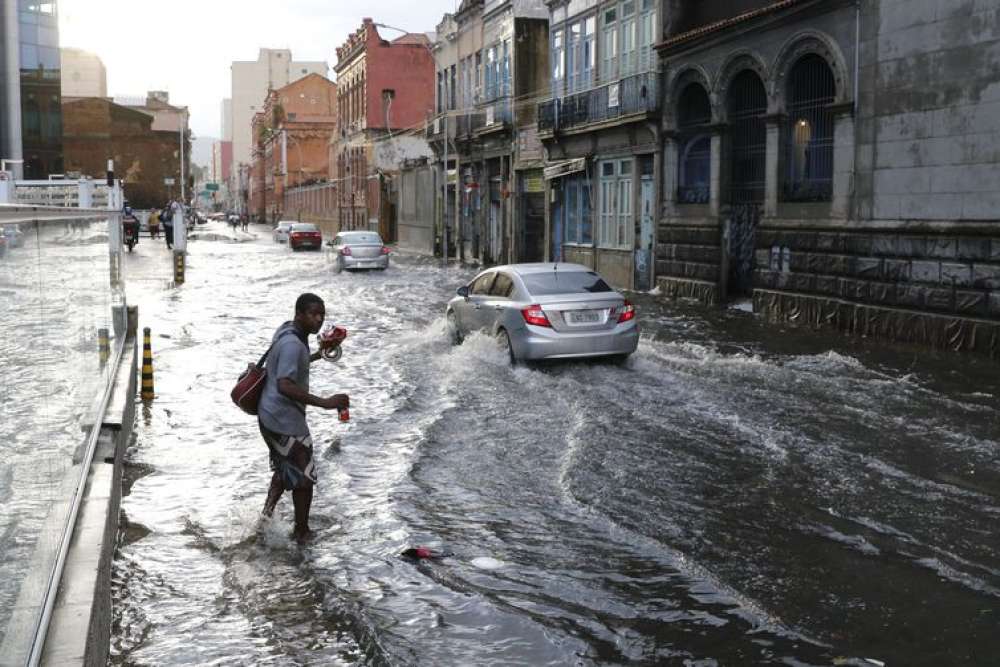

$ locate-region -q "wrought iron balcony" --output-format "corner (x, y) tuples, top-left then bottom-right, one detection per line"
(477, 95), (512, 133)
(538, 71), (659, 133)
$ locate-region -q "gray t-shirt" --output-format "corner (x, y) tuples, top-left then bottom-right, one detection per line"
(258, 321), (311, 436)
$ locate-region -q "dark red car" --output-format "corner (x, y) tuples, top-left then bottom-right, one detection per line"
(288, 223), (322, 251)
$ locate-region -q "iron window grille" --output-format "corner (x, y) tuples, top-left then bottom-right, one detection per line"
(783, 55), (835, 202)
(677, 83), (712, 205)
(727, 70), (768, 205)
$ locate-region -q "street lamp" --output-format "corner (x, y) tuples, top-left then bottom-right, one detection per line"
(374, 22), (450, 265)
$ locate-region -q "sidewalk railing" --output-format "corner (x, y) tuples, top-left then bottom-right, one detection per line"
(0, 184), (128, 664)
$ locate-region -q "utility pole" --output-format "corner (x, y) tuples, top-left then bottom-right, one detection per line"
(442, 112), (448, 266)
(180, 109), (187, 205)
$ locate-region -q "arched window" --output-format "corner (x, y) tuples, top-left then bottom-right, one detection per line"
(676, 82), (711, 204)
(783, 54), (835, 201)
(727, 70), (767, 205)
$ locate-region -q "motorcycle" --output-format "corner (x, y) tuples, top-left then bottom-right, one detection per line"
(123, 218), (139, 252)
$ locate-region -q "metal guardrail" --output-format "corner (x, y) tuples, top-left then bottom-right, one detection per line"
(539, 71), (660, 132)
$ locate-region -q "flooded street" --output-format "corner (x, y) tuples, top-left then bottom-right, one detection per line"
(112, 222), (1000, 666)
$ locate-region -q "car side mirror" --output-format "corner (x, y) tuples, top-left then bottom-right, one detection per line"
(457, 286), (470, 299)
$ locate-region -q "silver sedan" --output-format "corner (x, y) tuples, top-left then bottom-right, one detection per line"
(446, 263), (639, 363)
(329, 231), (391, 271)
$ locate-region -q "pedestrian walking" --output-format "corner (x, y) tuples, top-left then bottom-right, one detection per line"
(162, 201), (175, 249)
(241, 214), (249, 233)
(148, 209), (160, 239)
(257, 293), (349, 542)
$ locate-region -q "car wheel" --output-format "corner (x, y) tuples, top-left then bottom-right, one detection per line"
(497, 328), (516, 365)
(446, 311), (463, 345)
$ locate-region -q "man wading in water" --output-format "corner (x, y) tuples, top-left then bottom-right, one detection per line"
(257, 293), (349, 542)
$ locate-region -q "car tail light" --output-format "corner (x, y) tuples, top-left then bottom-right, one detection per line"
(341, 246), (352, 256)
(617, 300), (636, 323)
(521, 304), (552, 328)
(380, 246), (391, 255)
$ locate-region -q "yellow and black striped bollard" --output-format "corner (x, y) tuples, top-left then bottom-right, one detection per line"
(98, 327), (109, 366)
(141, 327), (155, 400)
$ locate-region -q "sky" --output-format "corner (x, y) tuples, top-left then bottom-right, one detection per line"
(58, 0), (456, 141)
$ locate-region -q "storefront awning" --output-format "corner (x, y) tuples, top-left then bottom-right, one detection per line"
(543, 158), (587, 180)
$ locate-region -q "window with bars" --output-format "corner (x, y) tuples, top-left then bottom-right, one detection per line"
(727, 70), (767, 205)
(783, 55), (835, 202)
(677, 83), (712, 204)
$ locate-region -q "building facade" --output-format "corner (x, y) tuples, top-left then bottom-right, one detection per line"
(230, 49), (327, 196)
(424, 0), (549, 265)
(332, 19), (435, 238)
(60, 47), (107, 98)
(539, 0), (661, 290)
(655, 0), (1000, 354)
(0, 0), (63, 179)
(62, 97), (181, 207)
(248, 73), (337, 222)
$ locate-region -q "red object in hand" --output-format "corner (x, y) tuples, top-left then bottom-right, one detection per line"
(338, 407), (350, 422)
(321, 325), (348, 347)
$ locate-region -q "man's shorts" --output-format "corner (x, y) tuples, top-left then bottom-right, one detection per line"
(258, 422), (317, 490)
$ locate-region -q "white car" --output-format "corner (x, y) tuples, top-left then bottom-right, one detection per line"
(272, 221), (296, 243)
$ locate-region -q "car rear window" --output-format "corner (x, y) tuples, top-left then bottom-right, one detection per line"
(342, 234), (382, 245)
(521, 271), (613, 296)
(292, 224), (318, 232)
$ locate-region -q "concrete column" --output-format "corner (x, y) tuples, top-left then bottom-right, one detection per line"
(709, 132), (723, 217)
(2, 0), (23, 180)
(172, 208), (186, 252)
(78, 178), (94, 208)
(0, 172), (12, 203)
(764, 118), (782, 217)
(832, 110), (856, 219)
(662, 135), (678, 217)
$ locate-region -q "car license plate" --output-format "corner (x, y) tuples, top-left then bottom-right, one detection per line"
(568, 310), (601, 324)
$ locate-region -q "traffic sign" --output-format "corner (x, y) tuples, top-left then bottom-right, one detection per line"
(206, 182), (219, 191)
(164, 177), (175, 186)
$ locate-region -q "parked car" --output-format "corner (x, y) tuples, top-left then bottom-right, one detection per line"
(273, 221), (296, 243)
(329, 231), (391, 271)
(288, 223), (323, 251)
(446, 263), (639, 363)
(2, 224), (24, 248)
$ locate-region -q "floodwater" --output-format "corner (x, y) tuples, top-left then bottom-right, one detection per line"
(111, 222), (1000, 666)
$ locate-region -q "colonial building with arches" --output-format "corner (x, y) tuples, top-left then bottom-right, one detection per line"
(654, 0), (1000, 354)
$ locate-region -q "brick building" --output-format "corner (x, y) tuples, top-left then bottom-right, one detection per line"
(248, 73), (337, 222)
(62, 97), (182, 208)
(332, 18), (435, 237)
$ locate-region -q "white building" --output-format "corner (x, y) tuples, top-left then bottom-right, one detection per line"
(229, 49), (327, 175)
(60, 47), (107, 98)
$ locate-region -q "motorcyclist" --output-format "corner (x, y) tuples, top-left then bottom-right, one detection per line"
(122, 202), (140, 248)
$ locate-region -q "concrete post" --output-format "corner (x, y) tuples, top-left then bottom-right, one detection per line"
(832, 110), (856, 219)
(2, 0), (24, 180)
(709, 132), (723, 217)
(78, 178), (94, 208)
(173, 208), (186, 284)
(764, 118), (782, 218)
(662, 135), (679, 217)
(0, 172), (12, 204)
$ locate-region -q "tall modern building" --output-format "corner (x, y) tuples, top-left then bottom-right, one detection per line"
(229, 49), (327, 176)
(0, 0), (63, 179)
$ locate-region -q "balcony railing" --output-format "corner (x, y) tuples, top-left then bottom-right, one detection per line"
(477, 95), (512, 132)
(538, 71), (659, 133)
